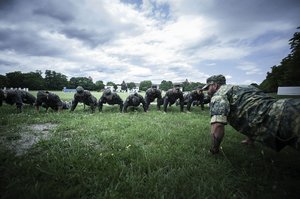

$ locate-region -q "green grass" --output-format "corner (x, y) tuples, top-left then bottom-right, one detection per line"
(1, 92), (300, 198)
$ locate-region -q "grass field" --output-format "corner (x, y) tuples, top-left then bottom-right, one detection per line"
(1, 91), (300, 198)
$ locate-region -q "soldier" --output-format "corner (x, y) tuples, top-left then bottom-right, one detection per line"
(18, 90), (36, 106)
(203, 74), (300, 154)
(98, 89), (123, 112)
(145, 85), (163, 111)
(0, 89), (23, 113)
(123, 92), (147, 112)
(163, 84), (184, 112)
(185, 87), (205, 111)
(35, 91), (68, 112)
(70, 86), (97, 113)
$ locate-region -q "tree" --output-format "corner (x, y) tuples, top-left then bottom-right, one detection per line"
(69, 77), (96, 90)
(0, 74), (8, 88)
(95, 80), (105, 91)
(160, 80), (173, 91)
(107, 81), (117, 91)
(23, 71), (45, 90)
(45, 70), (68, 90)
(6, 71), (24, 88)
(127, 82), (136, 90)
(260, 27), (300, 92)
(182, 79), (190, 92)
(139, 80), (152, 91)
(121, 80), (127, 91)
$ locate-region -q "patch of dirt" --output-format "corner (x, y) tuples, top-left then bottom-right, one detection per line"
(1, 123), (58, 156)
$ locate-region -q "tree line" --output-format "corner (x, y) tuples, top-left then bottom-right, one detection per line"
(0, 69), (204, 92)
(1, 28), (299, 93)
(259, 27), (300, 92)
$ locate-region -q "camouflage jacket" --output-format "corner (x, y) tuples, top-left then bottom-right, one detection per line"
(123, 93), (147, 112)
(35, 91), (63, 110)
(0, 90), (23, 111)
(145, 88), (162, 103)
(18, 90), (36, 105)
(98, 92), (123, 112)
(71, 90), (97, 110)
(210, 85), (280, 137)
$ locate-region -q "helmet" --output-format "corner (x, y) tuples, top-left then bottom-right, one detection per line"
(76, 86), (84, 93)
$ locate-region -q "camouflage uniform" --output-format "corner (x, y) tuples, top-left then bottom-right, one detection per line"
(185, 89), (205, 111)
(0, 89), (23, 112)
(98, 89), (123, 112)
(71, 86), (97, 113)
(210, 84), (300, 151)
(145, 86), (163, 111)
(35, 91), (64, 112)
(123, 93), (147, 112)
(163, 86), (184, 112)
(18, 90), (36, 106)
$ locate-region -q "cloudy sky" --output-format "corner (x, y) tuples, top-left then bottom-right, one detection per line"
(0, 0), (299, 85)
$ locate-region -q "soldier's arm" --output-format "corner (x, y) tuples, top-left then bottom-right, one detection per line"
(122, 101), (128, 112)
(186, 95), (193, 111)
(70, 95), (78, 111)
(98, 97), (104, 112)
(163, 96), (169, 112)
(140, 97), (147, 112)
(115, 95), (123, 112)
(210, 122), (225, 154)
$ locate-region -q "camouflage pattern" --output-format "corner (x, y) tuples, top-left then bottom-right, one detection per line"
(71, 90), (97, 113)
(98, 90), (123, 112)
(145, 87), (163, 111)
(203, 74), (226, 90)
(35, 91), (64, 111)
(123, 93), (147, 112)
(185, 89), (205, 111)
(17, 90), (36, 106)
(0, 89), (23, 112)
(210, 84), (300, 151)
(163, 88), (184, 112)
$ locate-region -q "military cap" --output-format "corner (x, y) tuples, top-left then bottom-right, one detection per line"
(202, 75), (226, 90)
(76, 86), (84, 93)
(152, 85), (157, 89)
(104, 89), (112, 95)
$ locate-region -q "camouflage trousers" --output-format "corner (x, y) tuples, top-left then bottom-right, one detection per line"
(257, 98), (300, 151)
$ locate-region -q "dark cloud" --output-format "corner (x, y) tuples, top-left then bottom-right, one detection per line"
(33, 5), (74, 23)
(61, 27), (114, 48)
(0, 27), (65, 56)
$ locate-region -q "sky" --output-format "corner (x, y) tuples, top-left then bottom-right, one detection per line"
(0, 0), (299, 85)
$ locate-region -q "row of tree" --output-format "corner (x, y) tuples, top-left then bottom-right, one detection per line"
(260, 27), (300, 92)
(0, 70), (204, 92)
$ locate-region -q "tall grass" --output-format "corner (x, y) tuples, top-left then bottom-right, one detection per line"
(0, 92), (300, 198)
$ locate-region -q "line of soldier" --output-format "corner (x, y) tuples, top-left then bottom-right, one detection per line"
(0, 84), (210, 113)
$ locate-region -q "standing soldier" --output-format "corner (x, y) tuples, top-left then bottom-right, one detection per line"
(186, 87), (205, 111)
(145, 85), (163, 111)
(70, 86), (97, 113)
(0, 89), (23, 113)
(98, 89), (123, 112)
(163, 84), (184, 112)
(123, 92), (147, 112)
(35, 91), (68, 112)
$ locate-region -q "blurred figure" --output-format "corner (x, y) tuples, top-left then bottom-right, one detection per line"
(70, 86), (97, 113)
(123, 92), (147, 112)
(145, 85), (163, 111)
(35, 91), (67, 112)
(98, 89), (123, 112)
(163, 84), (184, 112)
